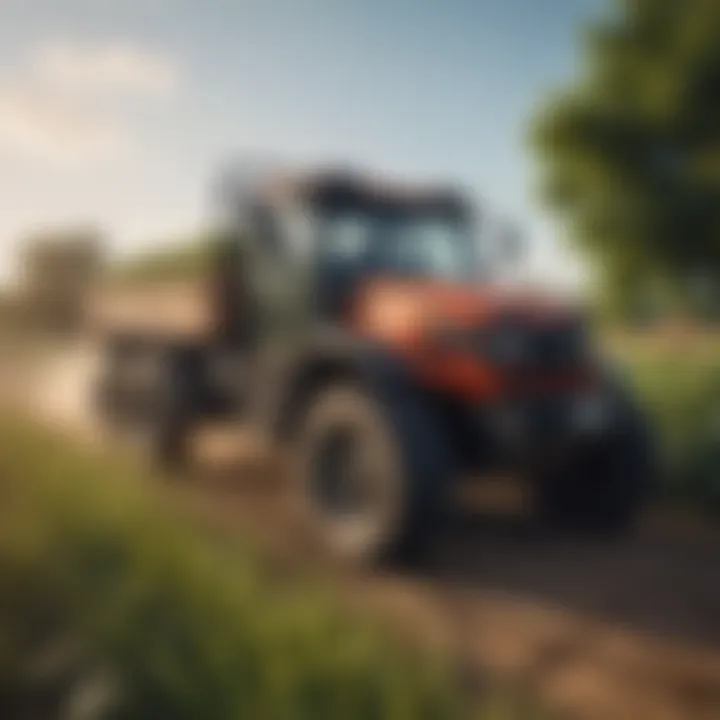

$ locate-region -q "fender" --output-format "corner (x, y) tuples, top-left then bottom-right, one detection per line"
(266, 326), (421, 441)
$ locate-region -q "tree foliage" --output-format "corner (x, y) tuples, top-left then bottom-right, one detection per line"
(532, 0), (720, 319)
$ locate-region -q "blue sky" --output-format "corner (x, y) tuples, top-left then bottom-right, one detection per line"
(0, 0), (604, 284)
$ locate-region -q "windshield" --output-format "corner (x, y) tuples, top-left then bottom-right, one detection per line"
(320, 208), (478, 283)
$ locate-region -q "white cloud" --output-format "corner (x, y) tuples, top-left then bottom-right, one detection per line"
(0, 84), (129, 167)
(33, 40), (180, 96)
(0, 39), (181, 168)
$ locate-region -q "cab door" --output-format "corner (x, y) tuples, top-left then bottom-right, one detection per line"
(244, 200), (315, 428)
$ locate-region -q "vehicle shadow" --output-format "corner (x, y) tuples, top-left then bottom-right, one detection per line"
(193, 444), (720, 718)
(193, 435), (720, 653)
(421, 510), (720, 650)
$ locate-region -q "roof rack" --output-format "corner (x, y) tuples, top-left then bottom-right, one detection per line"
(215, 160), (466, 210)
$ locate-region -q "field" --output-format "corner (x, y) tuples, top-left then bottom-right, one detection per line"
(2, 334), (720, 719)
(3, 250), (720, 718)
(0, 415), (473, 720)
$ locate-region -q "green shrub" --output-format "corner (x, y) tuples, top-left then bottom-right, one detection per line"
(622, 349), (720, 516)
(0, 418), (465, 720)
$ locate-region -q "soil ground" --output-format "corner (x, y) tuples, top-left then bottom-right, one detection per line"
(4, 340), (720, 720)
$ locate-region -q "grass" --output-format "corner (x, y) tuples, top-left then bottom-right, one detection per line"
(0, 416), (468, 720)
(608, 329), (720, 516)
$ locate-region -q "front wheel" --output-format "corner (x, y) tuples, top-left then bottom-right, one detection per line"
(537, 412), (655, 535)
(294, 384), (453, 566)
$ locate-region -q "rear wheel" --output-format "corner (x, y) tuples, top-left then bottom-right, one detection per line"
(142, 363), (193, 472)
(294, 384), (452, 566)
(94, 347), (194, 472)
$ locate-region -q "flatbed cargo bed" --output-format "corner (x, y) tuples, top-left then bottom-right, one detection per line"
(86, 280), (216, 341)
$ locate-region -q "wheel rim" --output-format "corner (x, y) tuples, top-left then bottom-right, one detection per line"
(312, 427), (369, 515)
(308, 424), (396, 557)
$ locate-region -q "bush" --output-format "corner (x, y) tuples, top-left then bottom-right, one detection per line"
(617, 336), (720, 516)
(0, 418), (465, 720)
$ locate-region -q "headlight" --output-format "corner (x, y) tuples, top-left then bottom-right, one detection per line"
(356, 288), (431, 341)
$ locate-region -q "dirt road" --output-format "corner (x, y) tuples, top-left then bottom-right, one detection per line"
(8, 341), (720, 720)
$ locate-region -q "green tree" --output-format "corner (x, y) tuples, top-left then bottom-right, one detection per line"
(532, 0), (720, 320)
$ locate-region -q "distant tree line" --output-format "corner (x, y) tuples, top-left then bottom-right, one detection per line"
(17, 227), (106, 333)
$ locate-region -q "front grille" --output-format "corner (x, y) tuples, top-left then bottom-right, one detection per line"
(485, 397), (576, 452)
(472, 321), (586, 370)
(528, 324), (584, 368)
(459, 317), (588, 371)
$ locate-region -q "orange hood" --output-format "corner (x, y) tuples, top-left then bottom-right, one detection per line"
(352, 279), (592, 401)
(353, 279), (582, 342)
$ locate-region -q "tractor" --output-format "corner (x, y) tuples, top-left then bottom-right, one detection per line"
(93, 166), (656, 563)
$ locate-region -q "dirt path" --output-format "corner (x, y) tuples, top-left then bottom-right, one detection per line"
(8, 341), (720, 720)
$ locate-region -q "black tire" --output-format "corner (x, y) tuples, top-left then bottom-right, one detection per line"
(294, 384), (453, 566)
(143, 355), (195, 472)
(92, 343), (128, 429)
(537, 408), (655, 535)
(148, 381), (191, 471)
(95, 348), (194, 473)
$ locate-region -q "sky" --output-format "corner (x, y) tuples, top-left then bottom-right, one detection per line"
(0, 0), (605, 286)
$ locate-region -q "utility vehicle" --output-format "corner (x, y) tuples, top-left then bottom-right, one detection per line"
(93, 166), (655, 563)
